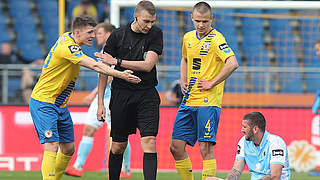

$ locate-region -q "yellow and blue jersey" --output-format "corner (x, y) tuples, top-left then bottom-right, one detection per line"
(182, 29), (234, 107)
(31, 32), (87, 108)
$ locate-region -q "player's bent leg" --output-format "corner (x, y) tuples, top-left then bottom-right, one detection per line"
(199, 142), (216, 180)
(55, 142), (74, 180)
(170, 139), (194, 180)
(141, 136), (157, 180)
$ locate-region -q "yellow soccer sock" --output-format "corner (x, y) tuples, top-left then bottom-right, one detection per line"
(55, 152), (72, 180)
(175, 157), (194, 180)
(42, 151), (57, 180)
(202, 159), (216, 180)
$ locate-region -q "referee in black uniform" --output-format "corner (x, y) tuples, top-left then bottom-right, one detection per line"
(95, 1), (163, 180)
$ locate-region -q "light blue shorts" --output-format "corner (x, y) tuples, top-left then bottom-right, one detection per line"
(172, 105), (221, 146)
(29, 98), (74, 144)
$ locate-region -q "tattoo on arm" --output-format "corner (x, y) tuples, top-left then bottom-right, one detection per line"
(226, 168), (242, 180)
(259, 174), (271, 180)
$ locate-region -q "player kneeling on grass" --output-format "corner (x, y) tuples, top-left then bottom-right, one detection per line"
(29, 16), (140, 180)
(206, 112), (290, 180)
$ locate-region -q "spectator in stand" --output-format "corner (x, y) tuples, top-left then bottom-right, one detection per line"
(165, 79), (183, 106)
(72, 0), (98, 20)
(20, 59), (44, 104)
(0, 42), (18, 64)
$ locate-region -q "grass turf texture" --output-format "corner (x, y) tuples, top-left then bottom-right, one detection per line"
(0, 171), (319, 180)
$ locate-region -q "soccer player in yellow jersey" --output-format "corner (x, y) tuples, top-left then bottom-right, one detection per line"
(170, 2), (239, 180)
(29, 16), (140, 180)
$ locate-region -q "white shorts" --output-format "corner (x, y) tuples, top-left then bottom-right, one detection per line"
(85, 97), (111, 129)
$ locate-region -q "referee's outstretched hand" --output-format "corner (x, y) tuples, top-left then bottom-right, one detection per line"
(122, 70), (141, 84)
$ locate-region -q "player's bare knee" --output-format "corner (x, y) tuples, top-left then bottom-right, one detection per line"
(43, 141), (59, 152)
(83, 125), (96, 137)
(59, 142), (75, 156)
(111, 142), (127, 154)
(141, 136), (156, 152)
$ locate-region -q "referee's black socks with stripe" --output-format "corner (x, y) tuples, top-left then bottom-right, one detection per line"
(108, 151), (123, 180)
(143, 152), (157, 180)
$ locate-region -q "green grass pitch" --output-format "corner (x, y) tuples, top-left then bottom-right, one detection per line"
(0, 171), (319, 180)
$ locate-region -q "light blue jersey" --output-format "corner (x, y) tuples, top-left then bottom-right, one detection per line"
(236, 131), (290, 180)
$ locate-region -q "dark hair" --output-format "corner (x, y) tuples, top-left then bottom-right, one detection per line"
(243, 112), (266, 132)
(314, 39), (320, 46)
(72, 16), (97, 32)
(135, 0), (156, 15)
(193, 1), (212, 14)
(96, 23), (115, 33)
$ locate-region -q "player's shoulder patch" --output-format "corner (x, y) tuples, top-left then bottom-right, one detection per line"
(68, 45), (81, 54)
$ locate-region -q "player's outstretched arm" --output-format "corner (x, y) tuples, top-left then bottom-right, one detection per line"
(198, 55), (238, 90)
(78, 56), (141, 84)
(95, 51), (159, 72)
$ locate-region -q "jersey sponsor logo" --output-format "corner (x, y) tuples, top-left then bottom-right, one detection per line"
(192, 58), (201, 70)
(219, 43), (231, 53)
(68, 45), (81, 53)
(272, 149), (284, 156)
(237, 145), (241, 154)
(219, 43), (229, 50)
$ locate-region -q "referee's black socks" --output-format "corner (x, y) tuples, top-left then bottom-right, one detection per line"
(143, 152), (157, 180)
(108, 151), (123, 180)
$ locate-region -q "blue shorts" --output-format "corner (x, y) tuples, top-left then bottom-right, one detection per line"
(172, 105), (221, 146)
(29, 98), (74, 144)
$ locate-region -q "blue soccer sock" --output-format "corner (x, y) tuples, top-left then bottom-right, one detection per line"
(122, 140), (131, 173)
(74, 136), (94, 170)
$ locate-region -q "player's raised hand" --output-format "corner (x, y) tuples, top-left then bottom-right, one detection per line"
(94, 52), (117, 65)
(181, 82), (188, 95)
(122, 70), (141, 84)
(198, 80), (214, 90)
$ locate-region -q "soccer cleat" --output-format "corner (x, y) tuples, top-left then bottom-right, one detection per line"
(64, 167), (83, 177)
(120, 171), (132, 178)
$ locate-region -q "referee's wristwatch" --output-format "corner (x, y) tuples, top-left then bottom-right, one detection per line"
(116, 58), (122, 66)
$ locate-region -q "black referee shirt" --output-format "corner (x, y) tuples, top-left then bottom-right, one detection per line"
(104, 22), (163, 90)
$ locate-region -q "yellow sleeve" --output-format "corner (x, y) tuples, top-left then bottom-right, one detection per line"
(58, 44), (87, 64)
(212, 34), (235, 62)
(182, 34), (187, 59)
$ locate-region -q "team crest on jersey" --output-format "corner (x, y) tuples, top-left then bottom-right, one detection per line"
(202, 42), (210, 51)
(68, 45), (81, 53)
(188, 43), (191, 48)
(45, 130), (53, 138)
(204, 97), (208, 103)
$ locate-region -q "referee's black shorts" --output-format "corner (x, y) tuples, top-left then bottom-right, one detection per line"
(109, 87), (160, 142)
